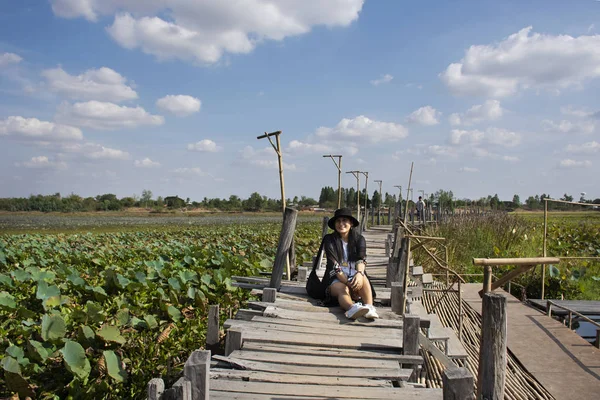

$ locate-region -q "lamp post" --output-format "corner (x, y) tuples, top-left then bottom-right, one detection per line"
(374, 180), (382, 225)
(360, 171), (369, 227)
(346, 171), (362, 222)
(323, 155), (342, 209)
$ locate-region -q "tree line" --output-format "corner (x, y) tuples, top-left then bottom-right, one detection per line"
(0, 189), (598, 213)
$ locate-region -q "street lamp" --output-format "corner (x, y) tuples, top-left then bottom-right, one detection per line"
(346, 171), (362, 222)
(374, 180), (382, 225)
(323, 155), (342, 209)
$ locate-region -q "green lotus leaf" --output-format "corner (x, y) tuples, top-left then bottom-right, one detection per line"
(103, 350), (127, 382)
(167, 306), (182, 322)
(116, 309), (130, 326)
(86, 301), (105, 324)
(67, 273), (85, 287)
(200, 274), (212, 286)
(77, 325), (96, 346)
(548, 265), (560, 278)
(0, 273), (14, 287)
(11, 269), (31, 282)
(41, 314), (67, 341)
(61, 340), (91, 380)
(29, 268), (55, 282)
(36, 281), (61, 300)
(43, 295), (65, 310)
(187, 286), (196, 300)
(6, 345), (25, 360)
(130, 317), (148, 330)
(116, 274), (131, 289)
(28, 340), (49, 362)
(143, 315), (158, 329)
(134, 271), (146, 284)
(0, 291), (17, 309)
(167, 277), (181, 291)
(179, 269), (198, 283)
(96, 325), (126, 344)
(1, 356), (21, 375)
(184, 255), (194, 265)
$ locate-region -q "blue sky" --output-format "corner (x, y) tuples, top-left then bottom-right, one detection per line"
(1, 0), (599, 203)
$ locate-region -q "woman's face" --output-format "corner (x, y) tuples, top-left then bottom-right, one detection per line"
(335, 217), (352, 235)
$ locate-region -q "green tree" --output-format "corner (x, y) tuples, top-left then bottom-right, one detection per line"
(512, 194), (521, 208)
(141, 189), (153, 208)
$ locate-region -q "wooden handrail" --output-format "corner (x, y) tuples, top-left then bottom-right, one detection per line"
(546, 300), (600, 329)
(473, 257), (560, 266)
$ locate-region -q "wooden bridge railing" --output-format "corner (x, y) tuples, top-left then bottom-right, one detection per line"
(547, 300), (600, 349)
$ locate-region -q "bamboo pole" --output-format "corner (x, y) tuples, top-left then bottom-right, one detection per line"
(542, 199), (548, 299)
(473, 257), (560, 266)
(403, 162), (414, 225)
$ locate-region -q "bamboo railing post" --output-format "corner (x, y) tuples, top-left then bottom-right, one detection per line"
(206, 305), (219, 349)
(458, 280), (463, 341)
(403, 315), (420, 382)
(184, 350), (210, 400)
(547, 300), (552, 317)
(477, 293), (507, 400)
(269, 207), (298, 289)
(442, 367), (474, 400)
(391, 282), (404, 314)
(147, 378), (165, 400)
(263, 288), (277, 303)
(225, 327), (243, 356)
(482, 265), (492, 294)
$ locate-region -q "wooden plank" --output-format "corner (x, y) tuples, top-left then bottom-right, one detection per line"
(210, 380), (443, 399)
(229, 350), (401, 369)
(443, 327), (468, 359)
(250, 315), (401, 331)
(212, 356), (408, 379)
(241, 342), (423, 364)
(263, 306), (405, 327)
(210, 393), (386, 400)
(210, 368), (393, 387)
(528, 299), (600, 315)
(411, 266), (423, 276)
(239, 327), (401, 350)
(224, 318), (402, 337)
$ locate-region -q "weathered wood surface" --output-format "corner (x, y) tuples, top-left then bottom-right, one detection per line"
(210, 380), (442, 399)
(461, 283), (600, 400)
(476, 293), (507, 400)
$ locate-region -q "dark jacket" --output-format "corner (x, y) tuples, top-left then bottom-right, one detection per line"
(321, 231), (367, 288)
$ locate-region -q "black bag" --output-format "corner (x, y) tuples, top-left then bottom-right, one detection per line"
(305, 240), (327, 300)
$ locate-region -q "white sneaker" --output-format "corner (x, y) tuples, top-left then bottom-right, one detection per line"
(365, 304), (379, 319)
(345, 302), (369, 320)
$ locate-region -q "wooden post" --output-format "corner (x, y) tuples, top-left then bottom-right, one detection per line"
(542, 199), (548, 300)
(166, 377), (192, 400)
(206, 305), (219, 348)
(184, 350), (210, 400)
(263, 287), (277, 303)
(482, 265), (492, 294)
(458, 280), (463, 341)
(596, 330), (600, 349)
(403, 162), (414, 225)
(546, 300), (552, 317)
(402, 237), (412, 313)
(297, 266), (307, 282)
(391, 282), (404, 314)
(385, 233), (392, 257)
(225, 327), (243, 356)
(322, 216), (329, 238)
(388, 207), (392, 225)
(442, 367), (474, 400)
(403, 315), (420, 359)
(147, 378), (165, 400)
(269, 207), (298, 289)
(476, 293), (507, 400)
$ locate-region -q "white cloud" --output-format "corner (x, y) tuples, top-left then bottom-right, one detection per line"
(0, 52), (22, 67)
(86, 146), (129, 160)
(559, 159), (592, 168)
(315, 115), (408, 143)
(565, 141), (600, 154)
(370, 74), (393, 86)
(16, 156), (67, 170)
(406, 106), (440, 126)
(187, 139), (221, 152)
(542, 119), (595, 134)
(50, 0), (98, 21)
(450, 127), (520, 147)
(56, 101), (164, 130)
(560, 106), (593, 118)
(472, 147), (519, 162)
(156, 95), (201, 116)
(59, 142), (130, 160)
(134, 157), (160, 168)
(64, 1), (366, 64)
(425, 145), (457, 157)
(0, 116), (83, 142)
(238, 146), (297, 171)
(287, 140), (333, 154)
(41, 66), (138, 102)
(459, 167), (479, 173)
(449, 100), (503, 126)
(173, 167), (207, 177)
(440, 26), (600, 97)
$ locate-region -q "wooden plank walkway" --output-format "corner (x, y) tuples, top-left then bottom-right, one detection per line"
(461, 283), (600, 400)
(210, 225), (444, 399)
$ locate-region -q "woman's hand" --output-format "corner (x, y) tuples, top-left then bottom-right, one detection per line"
(350, 273), (364, 292)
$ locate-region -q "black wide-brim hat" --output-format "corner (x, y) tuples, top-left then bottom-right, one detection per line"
(328, 208), (360, 230)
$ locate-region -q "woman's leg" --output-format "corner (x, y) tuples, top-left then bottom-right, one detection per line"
(330, 282), (354, 311)
(357, 277), (373, 305)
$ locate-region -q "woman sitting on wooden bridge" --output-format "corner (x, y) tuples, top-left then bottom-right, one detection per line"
(323, 208), (378, 320)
